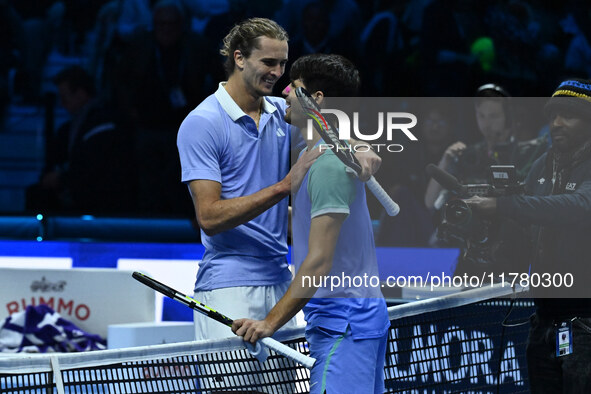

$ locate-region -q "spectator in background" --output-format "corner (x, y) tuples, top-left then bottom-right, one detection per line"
(0, 0), (25, 126)
(483, 0), (544, 95)
(275, 0), (362, 48)
(419, 0), (488, 96)
(527, 1), (565, 97)
(88, 0), (125, 102)
(273, 0), (361, 97)
(26, 65), (136, 214)
(563, 7), (591, 80)
(58, 0), (107, 55)
(9, 0), (64, 103)
(357, 2), (405, 96)
(114, 0), (212, 215)
(115, 0), (152, 39)
(287, 2), (333, 60)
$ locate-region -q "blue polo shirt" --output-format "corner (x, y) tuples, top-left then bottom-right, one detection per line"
(177, 83), (295, 291)
(292, 149), (390, 339)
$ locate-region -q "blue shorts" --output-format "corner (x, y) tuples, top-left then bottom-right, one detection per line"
(306, 325), (388, 394)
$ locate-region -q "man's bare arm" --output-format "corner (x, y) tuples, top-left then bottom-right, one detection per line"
(232, 213), (346, 343)
(190, 148), (323, 236)
(189, 179), (287, 236)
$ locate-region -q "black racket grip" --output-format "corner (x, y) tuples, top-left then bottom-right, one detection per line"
(132, 271), (177, 300)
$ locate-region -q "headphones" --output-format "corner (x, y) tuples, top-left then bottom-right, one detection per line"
(475, 83), (511, 98)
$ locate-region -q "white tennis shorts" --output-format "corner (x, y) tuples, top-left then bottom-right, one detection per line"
(193, 281), (298, 340)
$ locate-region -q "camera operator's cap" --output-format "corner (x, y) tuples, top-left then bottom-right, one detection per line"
(545, 79), (591, 120)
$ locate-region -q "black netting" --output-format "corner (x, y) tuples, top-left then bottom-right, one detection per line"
(0, 298), (534, 393)
(385, 299), (533, 393)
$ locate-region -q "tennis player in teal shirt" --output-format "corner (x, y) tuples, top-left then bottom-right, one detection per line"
(233, 54), (390, 394)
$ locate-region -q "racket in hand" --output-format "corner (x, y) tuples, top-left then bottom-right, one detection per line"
(132, 271), (315, 368)
(295, 87), (400, 216)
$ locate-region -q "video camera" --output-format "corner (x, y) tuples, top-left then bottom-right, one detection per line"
(426, 164), (525, 269)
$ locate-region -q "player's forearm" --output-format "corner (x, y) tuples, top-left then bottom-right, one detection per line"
(264, 253), (333, 332)
(197, 180), (290, 235)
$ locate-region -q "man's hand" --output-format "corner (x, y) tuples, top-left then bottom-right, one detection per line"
(232, 318), (275, 344)
(354, 147), (381, 181)
(463, 196), (497, 215)
(441, 141), (467, 167)
(286, 147), (324, 192)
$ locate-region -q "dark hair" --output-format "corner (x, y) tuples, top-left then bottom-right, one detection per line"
(289, 54), (360, 97)
(53, 66), (96, 96)
(220, 18), (288, 77)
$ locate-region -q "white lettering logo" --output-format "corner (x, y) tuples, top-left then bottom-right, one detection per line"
(306, 110), (418, 142)
(493, 172), (509, 180)
(566, 182), (576, 191)
(386, 325), (524, 386)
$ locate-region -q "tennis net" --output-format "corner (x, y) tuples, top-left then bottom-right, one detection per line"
(0, 284), (533, 393)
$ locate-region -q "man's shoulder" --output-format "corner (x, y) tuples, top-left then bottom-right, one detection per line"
(308, 151), (356, 191)
(311, 150), (347, 173)
(179, 95), (224, 132)
(190, 94), (223, 117)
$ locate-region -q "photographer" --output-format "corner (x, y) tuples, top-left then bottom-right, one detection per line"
(425, 84), (546, 276)
(465, 79), (591, 393)
(425, 84), (546, 211)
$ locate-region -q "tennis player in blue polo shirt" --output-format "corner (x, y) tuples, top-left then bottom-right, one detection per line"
(177, 18), (320, 342)
(233, 54), (390, 394)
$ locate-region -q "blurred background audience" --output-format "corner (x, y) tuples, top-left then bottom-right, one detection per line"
(0, 0), (586, 233)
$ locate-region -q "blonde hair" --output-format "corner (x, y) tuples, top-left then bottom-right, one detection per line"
(220, 18), (288, 76)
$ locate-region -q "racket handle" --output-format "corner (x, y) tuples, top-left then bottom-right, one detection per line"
(367, 176), (400, 216)
(259, 337), (315, 369)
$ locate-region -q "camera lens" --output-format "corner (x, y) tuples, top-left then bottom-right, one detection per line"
(444, 199), (472, 226)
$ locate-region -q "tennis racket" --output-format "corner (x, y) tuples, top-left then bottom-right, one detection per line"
(132, 271), (315, 368)
(295, 87), (400, 216)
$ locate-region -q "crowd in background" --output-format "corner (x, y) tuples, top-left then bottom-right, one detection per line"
(0, 0), (589, 241)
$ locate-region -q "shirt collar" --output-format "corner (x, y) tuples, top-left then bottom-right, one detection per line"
(214, 82), (277, 121)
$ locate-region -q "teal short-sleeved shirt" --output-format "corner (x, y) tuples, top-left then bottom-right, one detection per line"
(292, 148), (390, 339)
